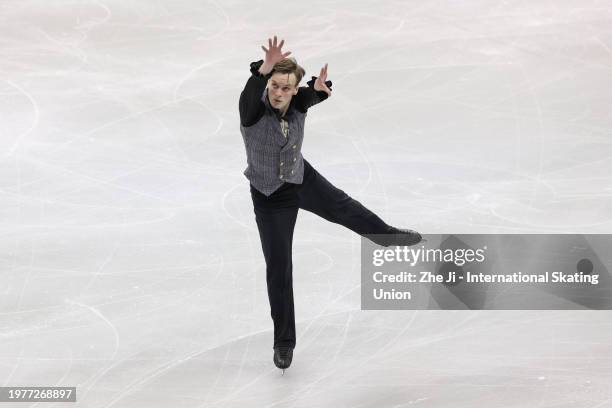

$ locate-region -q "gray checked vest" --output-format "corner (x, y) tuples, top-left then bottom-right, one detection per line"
(240, 88), (307, 196)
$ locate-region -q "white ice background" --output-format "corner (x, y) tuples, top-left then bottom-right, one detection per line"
(1, 1), (612, 407)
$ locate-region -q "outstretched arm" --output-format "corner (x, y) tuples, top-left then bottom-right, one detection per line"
(238, 61), (268, 127)
(294, 63), (333, 112)
(239, 35), (292, 127)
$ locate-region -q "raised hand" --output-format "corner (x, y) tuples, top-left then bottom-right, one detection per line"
(314, 63), (332, 96)
(261, 35), (292, 68)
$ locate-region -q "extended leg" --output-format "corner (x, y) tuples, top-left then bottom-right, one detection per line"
(296, 160), (421, 246)
(297, 160), (392, 236)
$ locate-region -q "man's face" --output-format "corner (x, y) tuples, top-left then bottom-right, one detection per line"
(267, 72), (298, 112)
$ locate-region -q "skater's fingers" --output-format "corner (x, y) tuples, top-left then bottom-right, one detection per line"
(261, 45), (268, 53)
(318, 82), (331, 96)
(268, 38), (272, 48)
(273, 35), (277, 47)
(282, 51), (292, 58)
(278, 39), (284, 49)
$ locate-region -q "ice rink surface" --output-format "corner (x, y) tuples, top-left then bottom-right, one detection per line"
(1, 0), (612, 406)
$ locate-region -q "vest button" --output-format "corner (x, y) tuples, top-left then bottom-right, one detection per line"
(279, 174), (284, 179)
(291, 170), (294, 174)
(280, 162), (284, 166)
(293, 157), (296, 162)
(292, 145), (296, 149)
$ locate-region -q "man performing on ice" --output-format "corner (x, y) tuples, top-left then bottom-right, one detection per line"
(239, 35), (422, 373)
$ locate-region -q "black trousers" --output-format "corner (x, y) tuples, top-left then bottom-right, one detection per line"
(250, 159), (393, 349)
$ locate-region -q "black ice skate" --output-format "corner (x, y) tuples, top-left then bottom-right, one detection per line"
(388, 227), (423, 246)
(273, 346), (293, 374)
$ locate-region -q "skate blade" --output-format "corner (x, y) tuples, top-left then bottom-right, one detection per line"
(281, 369), (285, 376)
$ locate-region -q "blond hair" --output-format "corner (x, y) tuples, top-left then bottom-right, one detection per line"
(271, 57), (305, 86)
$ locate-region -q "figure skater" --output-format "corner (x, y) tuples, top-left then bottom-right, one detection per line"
(239, 35), (422, 373)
